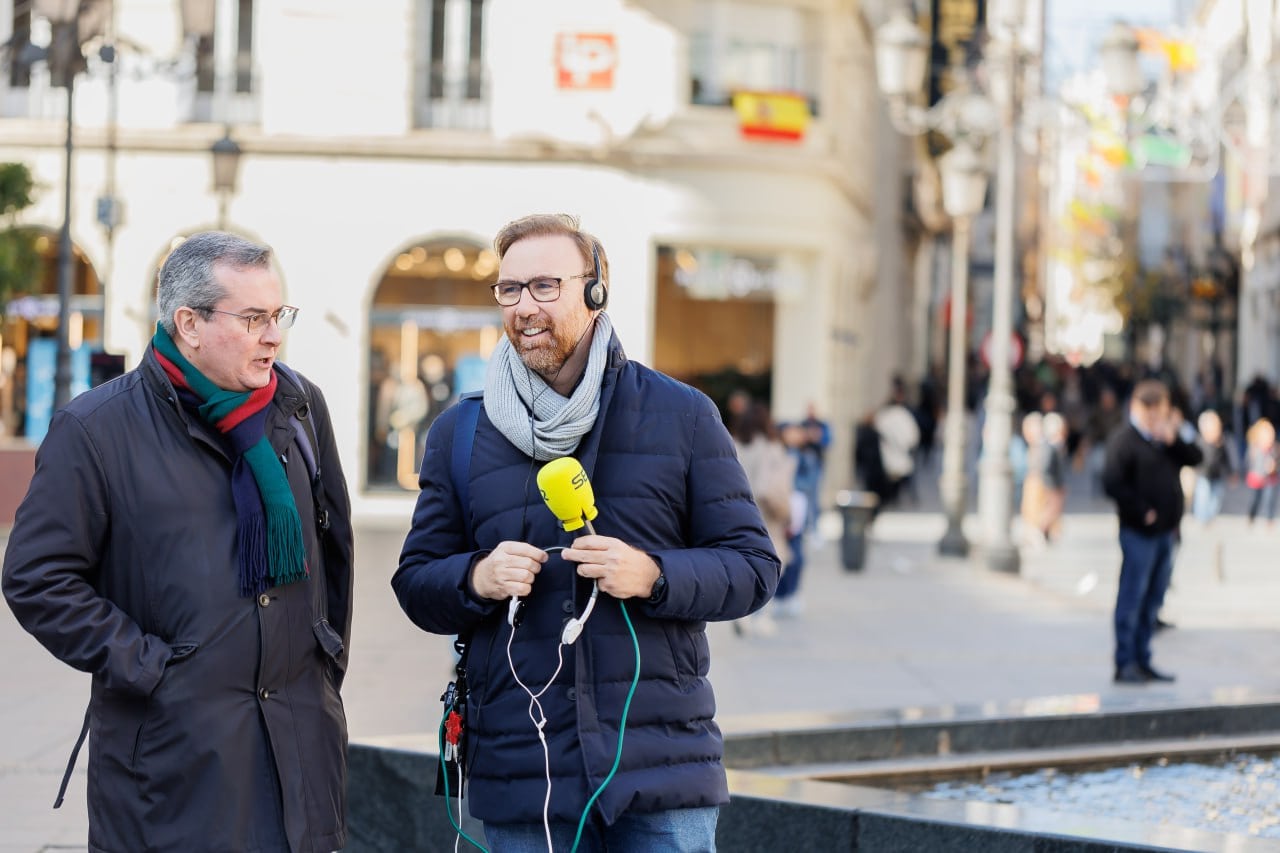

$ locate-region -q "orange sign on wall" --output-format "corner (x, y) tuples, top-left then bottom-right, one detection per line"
(556, 33), (617, 90)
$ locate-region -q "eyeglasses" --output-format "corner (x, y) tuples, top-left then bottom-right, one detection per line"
(491, 274), (589, 307)
(204, 305), (300, 333)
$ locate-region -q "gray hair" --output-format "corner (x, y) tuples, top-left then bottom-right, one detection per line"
(156, 232), (273, 334)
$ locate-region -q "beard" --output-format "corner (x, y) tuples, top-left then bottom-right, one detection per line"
(507, 315), (585, 378)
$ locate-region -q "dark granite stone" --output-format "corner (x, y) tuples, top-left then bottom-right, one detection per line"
(348, 715), (1280, 853)
(347, 744), (486, 853)
(723, 701), (1280, 769)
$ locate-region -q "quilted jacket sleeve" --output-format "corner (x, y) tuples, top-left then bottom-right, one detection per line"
(392, 404), (500, 635)
(645, 392), (781, 622)
(2, 410), (173, 697)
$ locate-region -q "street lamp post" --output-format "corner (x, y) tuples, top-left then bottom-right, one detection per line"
(974, 15), (1022, 575)
(40, 0), (88, 412)
(210, 127), (242, 231)
(873, 9), (997, 558)
(937, 142), (990, 556)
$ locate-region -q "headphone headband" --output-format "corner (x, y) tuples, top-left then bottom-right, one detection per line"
(585, 242), (608, 310)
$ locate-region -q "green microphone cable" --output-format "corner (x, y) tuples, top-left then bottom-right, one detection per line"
(569, 598), (641, 853)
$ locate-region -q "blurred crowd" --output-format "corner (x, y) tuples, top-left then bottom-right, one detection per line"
(853, 355), (1280, 536)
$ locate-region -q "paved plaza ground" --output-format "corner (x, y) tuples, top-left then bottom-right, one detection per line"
(4, 462), (1280, 851)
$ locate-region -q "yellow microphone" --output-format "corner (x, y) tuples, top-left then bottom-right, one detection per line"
(537, 457), (599, 534)
(535, 457), (600, 644)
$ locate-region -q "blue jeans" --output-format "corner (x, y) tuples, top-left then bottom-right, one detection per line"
(483, 806), (718, 852)
(1249, 482), (1278, 522)
(1192, 478), (1225, 524)
(775, 531), (805, 601)
(1114, 526), (1175, 671)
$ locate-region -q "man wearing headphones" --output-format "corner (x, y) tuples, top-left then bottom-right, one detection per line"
(393, 213), (780, 850)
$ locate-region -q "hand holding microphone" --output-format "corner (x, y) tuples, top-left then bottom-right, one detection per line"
(540, 458), (661, 602)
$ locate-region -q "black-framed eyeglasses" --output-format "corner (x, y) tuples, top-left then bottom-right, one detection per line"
(491, 274), (589, 307)
(203, 305), (300, 333)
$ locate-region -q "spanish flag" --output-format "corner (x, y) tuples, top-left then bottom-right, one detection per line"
(732, 91), (811, 141)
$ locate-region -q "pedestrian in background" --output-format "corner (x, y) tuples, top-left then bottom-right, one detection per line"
(1192, 409), (1236, 526)
(776, 421), (814, 619)
(1017, 412), (1045, 547)
(733, 402), (796, 636)
(874, 377), (921, 507)
(799, 402), (831, 536)
(1244, 417), (1280, 527)
(2, 232), (355, 851)
(1038, 412), (1069, 544)
(1103, 379), (1202, 685)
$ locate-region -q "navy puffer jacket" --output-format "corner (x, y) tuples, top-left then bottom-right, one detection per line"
(393, 335), (779, 826)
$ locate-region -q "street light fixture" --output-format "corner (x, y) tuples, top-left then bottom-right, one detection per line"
(873, 11), (997, 559)
(874, 3), (1029, 572)
(1099, 22), (1145, 101)
(210, 127), (242, 231)
(973, 6), (1024, 576)
(936, 141), (989, 556)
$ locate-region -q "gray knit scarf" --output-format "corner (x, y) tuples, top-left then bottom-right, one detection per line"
(483, 312), (613, 461)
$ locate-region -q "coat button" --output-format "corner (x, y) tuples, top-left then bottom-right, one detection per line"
(567, 688), (576, 701)
(258, 594), (271, 607)
(259, 687), (271, 700)
(562, 599), (575, 614)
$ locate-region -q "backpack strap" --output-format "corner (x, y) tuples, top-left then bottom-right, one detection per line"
(274, 362), (330, 534)
(435, 391), (483, 799)
(452, 391), (483, 551)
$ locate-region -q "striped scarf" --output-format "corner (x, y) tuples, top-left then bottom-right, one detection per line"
(152, 323), (307, 597)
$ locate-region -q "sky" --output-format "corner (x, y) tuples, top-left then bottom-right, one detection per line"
(1043, 0), (1196, 87)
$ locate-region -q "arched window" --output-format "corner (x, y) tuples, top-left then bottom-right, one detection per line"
(367, 239), (500, 490)
(1, 228), (102, 441)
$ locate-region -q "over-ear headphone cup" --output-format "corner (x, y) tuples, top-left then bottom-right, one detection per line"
(587, 281), (607, 310)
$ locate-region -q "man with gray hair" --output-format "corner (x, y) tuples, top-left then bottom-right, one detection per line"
(3, 231), (354, 852)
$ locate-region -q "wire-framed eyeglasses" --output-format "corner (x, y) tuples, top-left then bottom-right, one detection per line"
(490, 274), (589, 307)
(204, 305), (300, 333)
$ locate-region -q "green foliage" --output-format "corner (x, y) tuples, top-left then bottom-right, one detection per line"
(0, 162), (40, 311)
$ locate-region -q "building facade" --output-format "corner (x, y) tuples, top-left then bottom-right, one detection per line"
(0, 0), (915, 518)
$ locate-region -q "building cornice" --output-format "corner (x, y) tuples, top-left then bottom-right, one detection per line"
(0, 111), (873, 218)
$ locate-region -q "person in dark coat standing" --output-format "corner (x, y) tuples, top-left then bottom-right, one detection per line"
(2, 232), (354, 853)
(393, 213), (779, 850)
(1102, 379), (1201, 685)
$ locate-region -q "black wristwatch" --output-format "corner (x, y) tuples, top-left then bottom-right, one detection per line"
(647, 570), (668, 604)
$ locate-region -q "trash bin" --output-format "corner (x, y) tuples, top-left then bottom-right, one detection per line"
(836, 490), (879, 572)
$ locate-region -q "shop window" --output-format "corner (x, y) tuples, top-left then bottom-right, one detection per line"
(653, 245), (779, 417)
(1, 228), (103, 442)
(7, 1), (32, 88)
(415, 0), (489, 129)
(688, 0), (820, 114)
(367, 239), (500, 491)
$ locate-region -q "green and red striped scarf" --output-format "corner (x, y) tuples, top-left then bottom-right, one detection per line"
(152, 323), (307, 596)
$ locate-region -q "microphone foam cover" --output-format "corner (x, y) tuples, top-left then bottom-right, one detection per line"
(537, 457), (599, 531)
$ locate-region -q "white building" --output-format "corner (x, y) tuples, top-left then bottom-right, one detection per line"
(0, 0), (915, 518)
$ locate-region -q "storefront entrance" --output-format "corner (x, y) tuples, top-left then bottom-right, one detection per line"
(366, 239), (500, 490)
(653, 245), (779, 416)
(1, 229), (102, 442)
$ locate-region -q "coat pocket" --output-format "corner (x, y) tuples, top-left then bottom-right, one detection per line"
(313, 617), (345, 687)
(130, 641), (200, 772)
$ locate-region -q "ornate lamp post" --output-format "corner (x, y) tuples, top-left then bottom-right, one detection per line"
(36, 0), (89, 412)
(973, 0), (1024, 575)
(210, 127), (242, 231)
(874, 9), (996, 558)
(936, 142), (990, 556)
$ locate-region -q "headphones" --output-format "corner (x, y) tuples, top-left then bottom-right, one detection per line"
(584, 242), (608, 311)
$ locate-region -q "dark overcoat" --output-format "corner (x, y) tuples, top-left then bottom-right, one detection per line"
(2, 351), (354, 853)
(393, 336), (779, 826)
